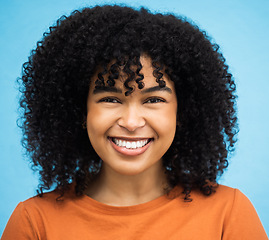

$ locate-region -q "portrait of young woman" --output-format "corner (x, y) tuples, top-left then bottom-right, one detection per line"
(1, 2), (268, 239)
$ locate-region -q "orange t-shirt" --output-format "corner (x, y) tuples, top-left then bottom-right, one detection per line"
(1, 185), (267, 239)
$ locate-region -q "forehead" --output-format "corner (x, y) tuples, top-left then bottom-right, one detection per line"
(89, 54), (174, 93)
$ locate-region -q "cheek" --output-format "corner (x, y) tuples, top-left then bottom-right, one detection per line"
(87, 105), (105, 125)
(86, 106), (104, 138)
(159, 118), (177, 141)
(162, 113), (177, 146)
(86, 106), (118, 138)
(149, 106), (177, 143)
(161, 105), (177, 130)
(86, 109), (107, 155)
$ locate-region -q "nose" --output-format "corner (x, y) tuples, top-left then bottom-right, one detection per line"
(117, 105), (146, 132)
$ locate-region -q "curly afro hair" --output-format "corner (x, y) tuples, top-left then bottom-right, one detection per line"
(19, 5), (238, 199)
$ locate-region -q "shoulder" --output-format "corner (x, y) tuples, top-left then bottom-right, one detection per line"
(189, 184), (250, 201)
(1, 191), (63, 239)
(206, 184), (253, 210)
(14, 189), (79, 231)
(213, 184), (253, 208)
(185, 185), (252, 218)
(1, 188), (81, 239)
(184, 185), (267, 239)
(210, 185), (258, 220)
(190, 184), (242, 204)
(21, 187), (77, 213)
(206, 186), (268, 239)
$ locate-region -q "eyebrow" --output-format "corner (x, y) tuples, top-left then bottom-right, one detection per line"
(92, 85), (172, 94)
(141, 86), (172, 94)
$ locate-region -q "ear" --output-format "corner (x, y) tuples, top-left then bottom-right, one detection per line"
(82, 115), (87, 129)
(82, 121), (87, 129)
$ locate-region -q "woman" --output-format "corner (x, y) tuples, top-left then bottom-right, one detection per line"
(2, 5), (267, 239)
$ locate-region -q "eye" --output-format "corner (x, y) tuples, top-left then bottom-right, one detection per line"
(144, 97), (166, 104)
(98, 97), (121, 103)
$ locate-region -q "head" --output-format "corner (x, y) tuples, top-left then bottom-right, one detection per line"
(86, 54), (178, 179)
(19, 5), (237, 197)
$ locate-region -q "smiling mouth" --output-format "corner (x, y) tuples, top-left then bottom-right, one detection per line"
(109, 137), (153, 149)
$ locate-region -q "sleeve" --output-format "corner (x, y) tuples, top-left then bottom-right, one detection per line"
(222, 189), (268, 240)
(1, 202), (37, 240)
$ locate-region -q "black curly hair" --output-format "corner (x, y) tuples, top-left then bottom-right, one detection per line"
(18, 5), (238, 199)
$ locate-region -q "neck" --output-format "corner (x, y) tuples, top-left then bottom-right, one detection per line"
(85, 161), (170, 206)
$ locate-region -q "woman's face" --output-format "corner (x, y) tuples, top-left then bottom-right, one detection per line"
(86, 55), (177, 176)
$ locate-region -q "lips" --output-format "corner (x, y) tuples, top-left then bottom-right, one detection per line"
(112, 137), (151, 149)
(108, 137), (153, 156)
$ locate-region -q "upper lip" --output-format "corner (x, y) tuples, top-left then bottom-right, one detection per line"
(109, 136), (153, 141)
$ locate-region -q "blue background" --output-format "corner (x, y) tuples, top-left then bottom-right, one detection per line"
(0, 0), (268, 236)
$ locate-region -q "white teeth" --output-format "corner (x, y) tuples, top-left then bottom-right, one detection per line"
(113, 138), (150, 149)
(126, 142), (131, 148)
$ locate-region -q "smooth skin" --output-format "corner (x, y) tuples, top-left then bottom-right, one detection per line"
(85, 55), (178, 206)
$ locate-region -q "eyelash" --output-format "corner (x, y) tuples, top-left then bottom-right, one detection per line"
(144, 97), (166, 104)
(98, 97), (166, 104)
(98, 97), (120, 103)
